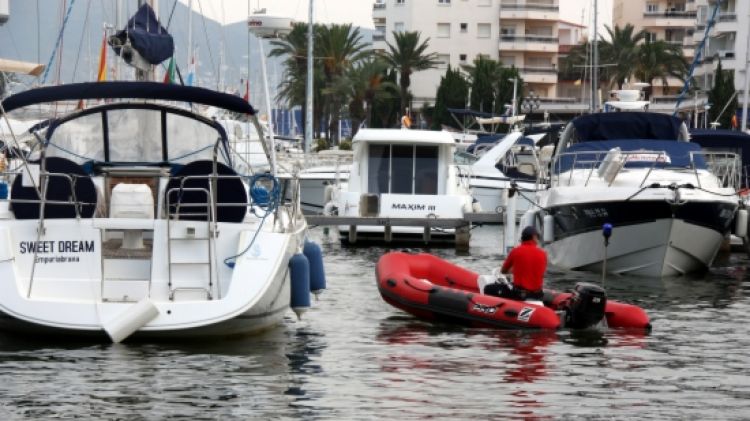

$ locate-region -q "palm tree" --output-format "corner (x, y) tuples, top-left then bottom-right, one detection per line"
(633, 40), (687, 100)
(383, 31), (439, 116)
(270, 23), (325, 138)
(315, 24), (368, 144)
(342, 58), (398, 135)
(599, 24), (647, 89)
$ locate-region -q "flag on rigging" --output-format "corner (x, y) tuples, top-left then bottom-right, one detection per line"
(185, 55), (195, 86)
(243, 78), (250, 102)
(163, 56), (176, 84)
(96, 32), (108, 82)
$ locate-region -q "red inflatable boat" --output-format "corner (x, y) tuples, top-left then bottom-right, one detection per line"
(376, 252), (650, 330)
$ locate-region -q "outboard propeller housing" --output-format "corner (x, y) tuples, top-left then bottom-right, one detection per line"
(564, 282), (607, 329)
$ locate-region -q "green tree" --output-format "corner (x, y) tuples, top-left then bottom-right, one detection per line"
(316, 24), (368, 144)
(383, 31), (439, 117)
(343, 57), (397, 136)
(270, 23), (325, 138)
(463, 56), (502, 113)
(708, 60), (738, 129)
(599, 24), (647, 89)
(431, 65), (468, 130)
(633, 40), (687, 100)
(370, 69), (401, 128)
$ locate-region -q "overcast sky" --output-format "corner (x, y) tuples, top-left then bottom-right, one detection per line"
(181, 0), (614, 32)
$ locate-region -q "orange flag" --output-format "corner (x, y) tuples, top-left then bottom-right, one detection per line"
(97, 32), (107, 81)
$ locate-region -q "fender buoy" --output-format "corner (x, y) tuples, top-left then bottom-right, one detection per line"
(289, 253), (311, 319)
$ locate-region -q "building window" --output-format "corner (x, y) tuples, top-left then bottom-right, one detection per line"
(438, 0), (451, 4)
(459, 54), (467, 62)
(645, 32), (657, 43)
(394, 22), (405, 32)
(646, 3), (658, 12)
(437, 23), (451, 38)
(501, 27), (515, 36)
(437, 53), (450, 68)
(477, 23), (491, 38)
(396, 0), (405, 4)
(460, 23), (468, 33)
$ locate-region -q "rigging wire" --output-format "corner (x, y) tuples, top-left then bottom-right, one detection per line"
(41, 0), (77, 85)
(70, 0), (93, 84)
(195, 0), (218, 89)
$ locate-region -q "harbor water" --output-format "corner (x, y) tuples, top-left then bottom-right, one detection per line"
(0, 226), (748, 419)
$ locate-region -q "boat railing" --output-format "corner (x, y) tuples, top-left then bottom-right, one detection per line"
(2, 171), (96, 219)
(689, 151), (742, 191)
(551, 150), (675, 188)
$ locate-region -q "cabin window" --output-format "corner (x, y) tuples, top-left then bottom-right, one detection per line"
(107, 109), (162, 163)
(414, 146), (439, 194)
(368, 144), (390, 194)
(45, 112), (105, 164)
(367, 144), (439, 195)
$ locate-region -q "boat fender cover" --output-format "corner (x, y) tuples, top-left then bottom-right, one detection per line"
(289, 253), (311, 315)
(103, 298), (159, 343)
(303, 240), (326, 294)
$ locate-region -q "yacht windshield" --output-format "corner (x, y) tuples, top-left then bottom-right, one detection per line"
(43, 106), (228, 166)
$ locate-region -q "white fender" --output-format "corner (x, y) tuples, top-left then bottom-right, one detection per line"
(103, 298), (159, 343)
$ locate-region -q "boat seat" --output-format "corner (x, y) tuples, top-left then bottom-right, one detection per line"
(165, 160), (247, 223)
(10, 157), (97, 219)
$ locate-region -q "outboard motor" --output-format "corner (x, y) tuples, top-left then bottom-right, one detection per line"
(564, 282), (607, 329)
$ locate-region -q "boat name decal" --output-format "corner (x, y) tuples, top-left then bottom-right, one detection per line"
(472, 303), (497, 315)
(517, 307), (534, 322)
(19, 240), (96, 255)
(391, 203), (437, 211)
(582, 207), (609, 218)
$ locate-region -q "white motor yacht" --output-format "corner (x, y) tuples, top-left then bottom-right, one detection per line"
(523, 112), (741, 277)
(460, 130), (547, 216)
(0, 82), (319, 341)
(330, 128), (473, 244)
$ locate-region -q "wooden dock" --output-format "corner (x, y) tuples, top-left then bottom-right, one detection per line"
(305, 212), (504, 251)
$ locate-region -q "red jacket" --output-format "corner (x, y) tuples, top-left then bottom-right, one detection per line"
(501, 240), (547, 292)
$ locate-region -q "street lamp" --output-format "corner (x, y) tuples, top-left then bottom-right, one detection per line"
(522, 90), (541, 127)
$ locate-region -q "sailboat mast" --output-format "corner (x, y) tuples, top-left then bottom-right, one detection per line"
(304, 0), (314, 152)
(591, 0), (598, 113)
(742, 8), (750, 132)
(187, 0), (193, 74)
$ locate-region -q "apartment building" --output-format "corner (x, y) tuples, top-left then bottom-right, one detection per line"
(613, 0), (698, 97)
(692, 0), (749, 96)
(372, 0), (564, 112)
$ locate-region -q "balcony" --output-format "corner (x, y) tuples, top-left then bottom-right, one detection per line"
(500, 1), (558, 20)
(373, 3), (386, 10)
(643, 10), (697, 19)
(519, 67), (557, 83)
(500, 35), (558, 52)
(373, 32), (386, 42)
(500, 1), (558, 11)
(642, 10), (698, 28)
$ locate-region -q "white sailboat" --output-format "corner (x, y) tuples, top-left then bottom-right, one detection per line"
(0, 81), (320, 341)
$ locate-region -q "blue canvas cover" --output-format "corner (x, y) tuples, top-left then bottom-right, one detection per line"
(1, 82), (256, 115)
(572, 112), (683, 142)
(111, 3), (174, 65)
(554, 140), (706, 174)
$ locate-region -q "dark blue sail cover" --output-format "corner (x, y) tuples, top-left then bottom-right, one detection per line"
(111, 3), (174, 65)
(572, 112), (683, 142)
(554, 140), (706, 174)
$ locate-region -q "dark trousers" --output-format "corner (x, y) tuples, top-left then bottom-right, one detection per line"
(484, 283), (543, 301)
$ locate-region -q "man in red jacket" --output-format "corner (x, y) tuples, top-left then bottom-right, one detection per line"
(485, 226), (547, 300)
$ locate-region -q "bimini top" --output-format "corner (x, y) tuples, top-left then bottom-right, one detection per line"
(0, 82), (256, 115)
(572, 112), (683, 142)
(353, 128), (455, 145)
